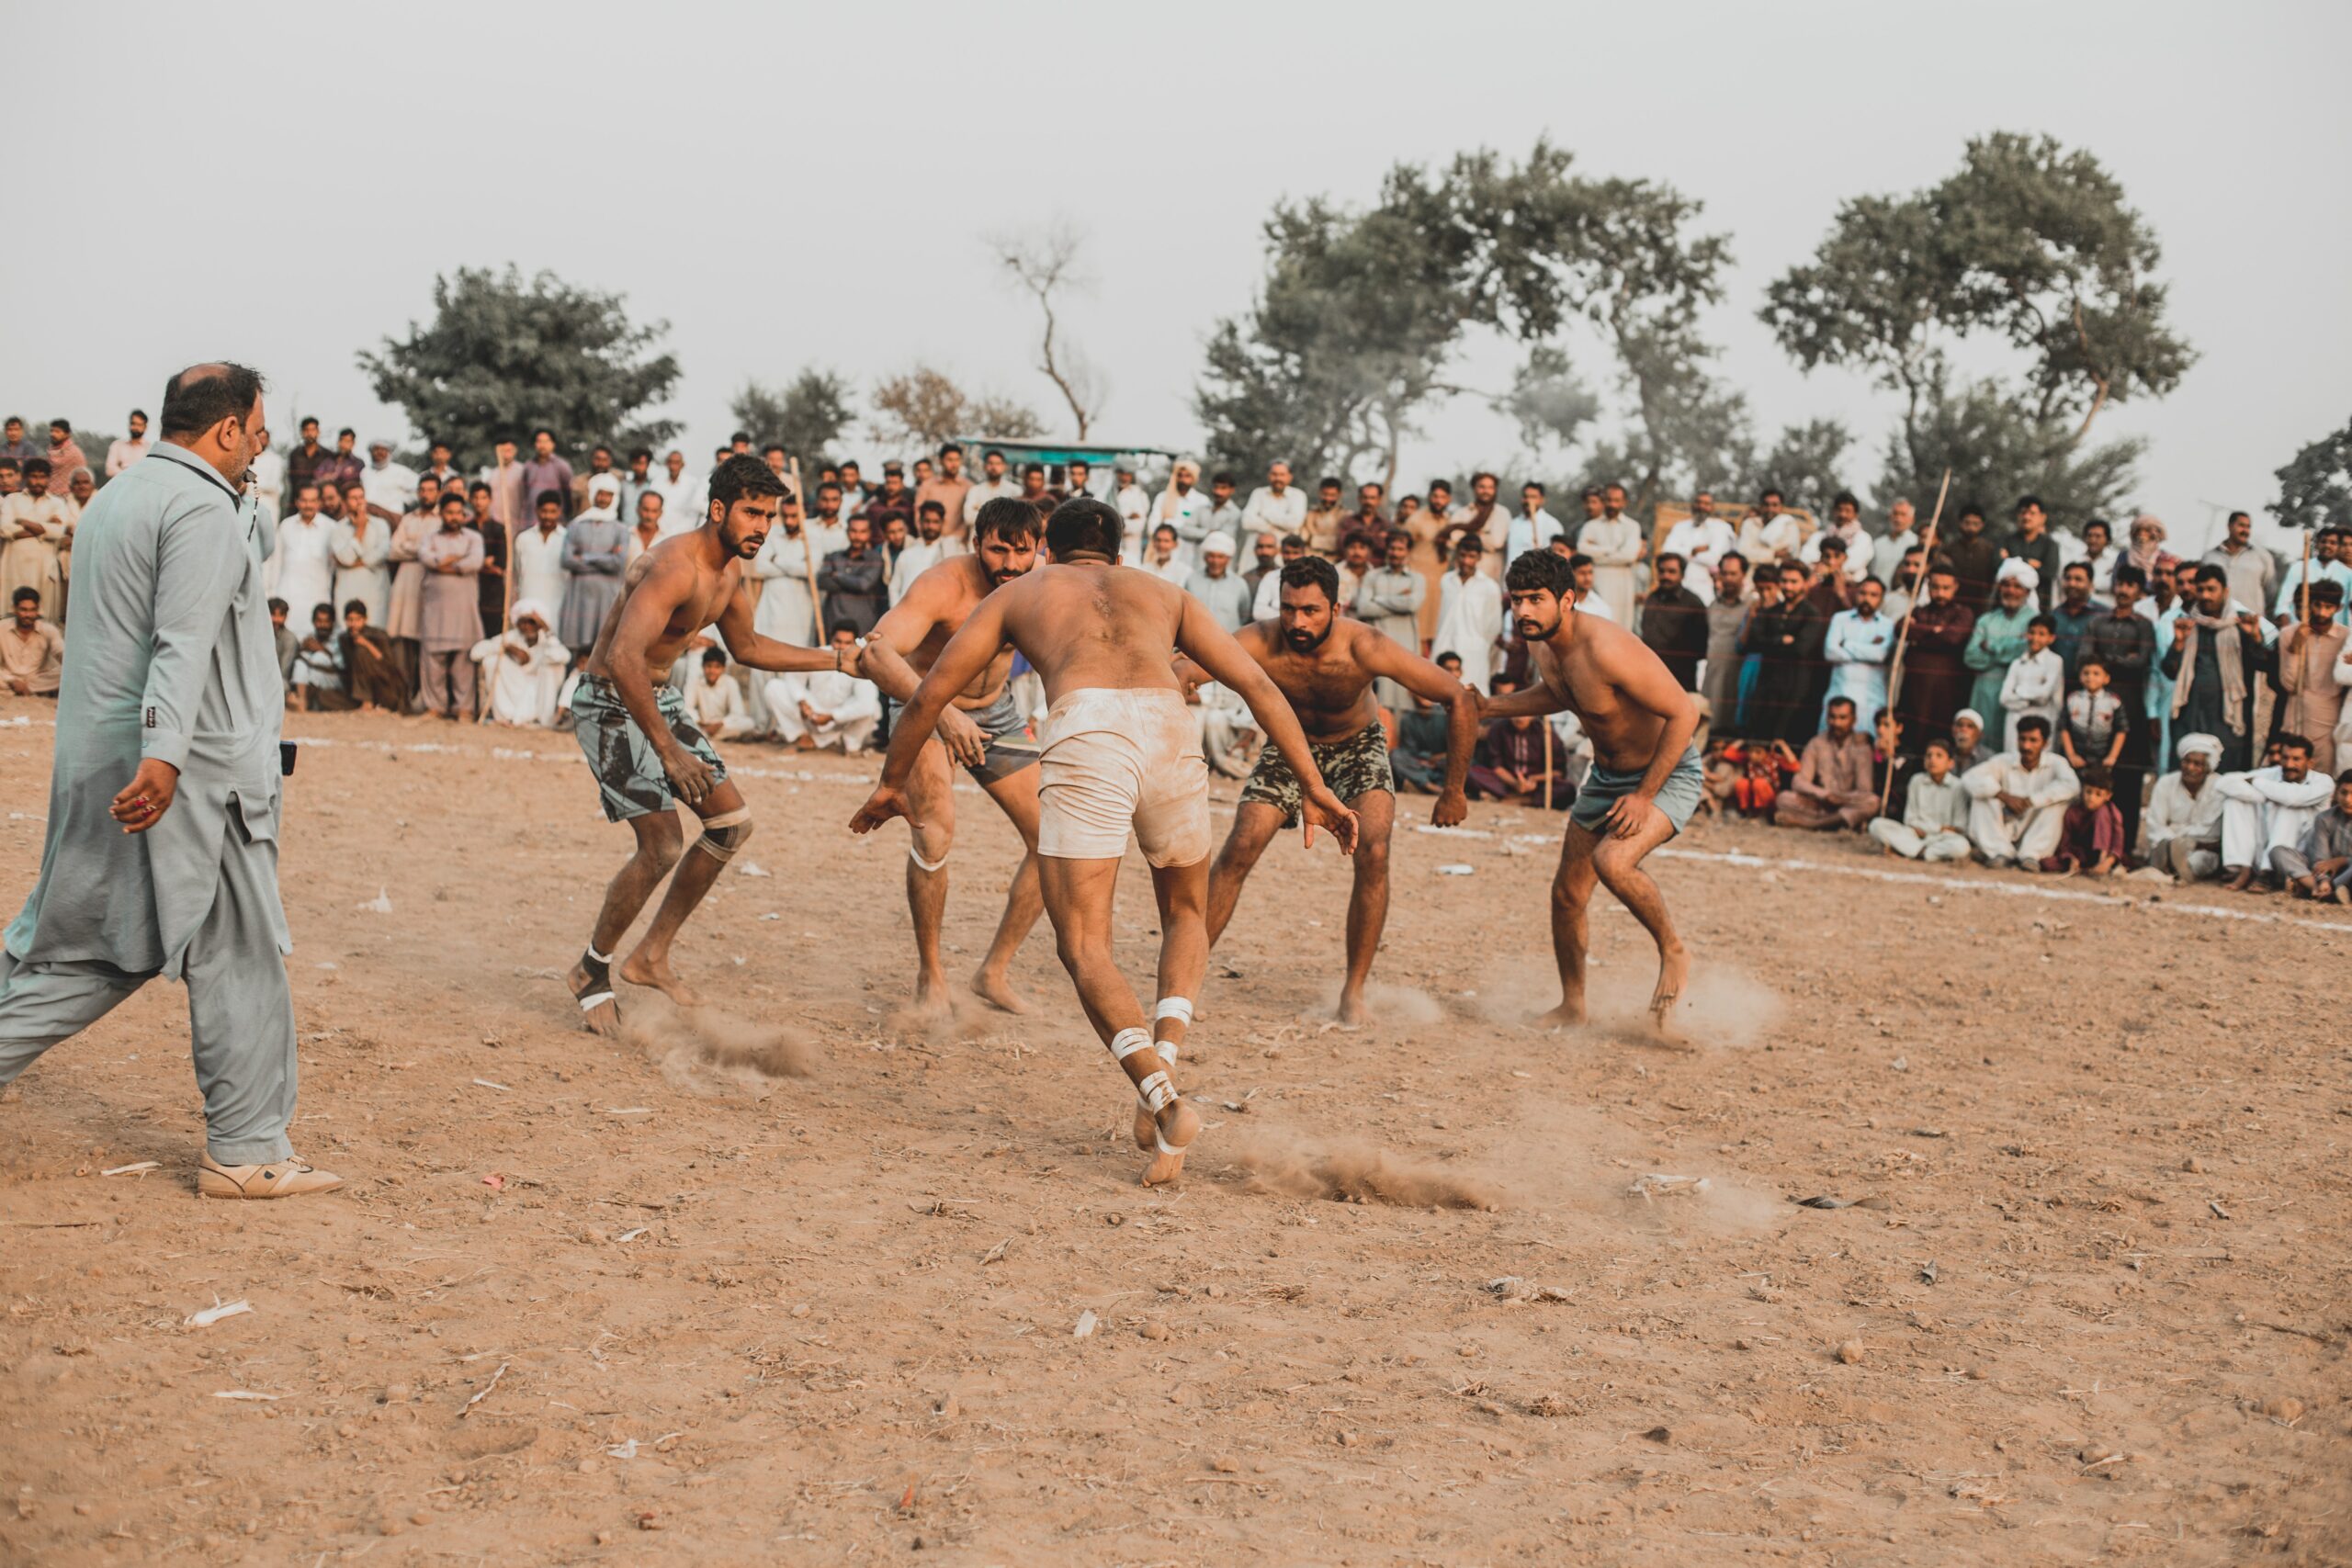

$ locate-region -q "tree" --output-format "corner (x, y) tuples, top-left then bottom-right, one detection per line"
(1878, 373), (2140, 525)
(359, 265), (680, 464)
(989, 221), (1107, 439)
(1745, 418), (1856, 517)
(730, 369), (854, 462)
(1762, 133), (2191, 514)
(869, 364), (1043, 451)
(2273, 417), (2352, 532)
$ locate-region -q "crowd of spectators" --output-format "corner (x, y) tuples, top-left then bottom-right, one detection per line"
(9, 407), (2348, 905)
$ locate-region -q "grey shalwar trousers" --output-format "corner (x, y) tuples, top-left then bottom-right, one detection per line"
(0, 818), (296, 1165)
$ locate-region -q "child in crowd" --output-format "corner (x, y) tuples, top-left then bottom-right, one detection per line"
(2060, 655), (2130, 773)
(2000, 614), (2064, 750)
(2039, 763), (2127, 876)
(1704, 736), (1798, 818)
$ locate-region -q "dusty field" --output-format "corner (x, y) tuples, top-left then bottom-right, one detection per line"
(1, 704), (2347, 1567)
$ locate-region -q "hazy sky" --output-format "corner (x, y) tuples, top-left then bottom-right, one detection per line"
(12, 0), (2346, 552)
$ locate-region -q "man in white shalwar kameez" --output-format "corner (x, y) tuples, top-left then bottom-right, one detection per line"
(329, 479), (394, 626)
(0, 364), (339, 1200)
(1577, 483), (1645, 625)
(2216, 736), (2333, 891)
(1737, 489), (1803, 568)
(469, 598), (569, 727)
(1661, 491), (1737, 604)
(1430, 537), (1505, 694)
(266, 482), (336, 621)
(1961, 716), (2079, 866)
(2143, 731), (2226, 882)
(767, 626), (882, 751)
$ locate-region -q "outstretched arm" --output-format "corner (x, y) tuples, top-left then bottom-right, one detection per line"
(1177, 598), (1358, 852)
(1357, 627), (1476, 825)
(715, 577), (852, 675)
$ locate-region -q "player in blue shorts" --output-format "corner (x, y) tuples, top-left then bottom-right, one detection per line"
(1480, 548), (1704, 1035)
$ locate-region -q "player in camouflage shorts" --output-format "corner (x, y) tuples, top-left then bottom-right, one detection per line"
(1241, 719), (1395, 826)
(1187, 556), (1481, 1023)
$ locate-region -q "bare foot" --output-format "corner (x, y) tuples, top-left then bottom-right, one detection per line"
(968, 967), (1030, 1015)
(1335, 987), (1369, 1026)
(568, 959), (621, 1037)
(2224, 868), (2255, 893)
(1139, 1098), (1202, 1187)
(1133, 1095), (1157, 1151)
(910, 969), (955, 1023)
(1533, 998), (1586, 1029)
(619, 949), (705, 1010)
(2335, 883), (2351, 907)
(1648, 944), (1691, 1039)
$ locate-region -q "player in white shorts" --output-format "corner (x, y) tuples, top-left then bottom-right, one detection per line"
(852, 498), (1356, 1185)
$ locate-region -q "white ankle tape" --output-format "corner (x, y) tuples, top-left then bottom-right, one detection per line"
(1154, 997), (1193, 1026)
(1154, 1039), (1178, 1066)
(586, 945), (614, 964)
(1110, 1027), (1155, 1062)
(1136, 1069), (1178, 1115)
(908, 844), (947, 874)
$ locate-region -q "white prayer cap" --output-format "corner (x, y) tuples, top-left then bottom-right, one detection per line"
(510, 598), (551, 626)
(1995, 558), (2039, 591)
(1952, 707), (1984, 729)
(2176, 731), (2223, 763)
(1202, 531), (1237, 557)
(368, 436), (393, 450)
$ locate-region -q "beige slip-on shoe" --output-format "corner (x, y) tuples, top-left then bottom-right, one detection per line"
(198, 1153), (344, 1200)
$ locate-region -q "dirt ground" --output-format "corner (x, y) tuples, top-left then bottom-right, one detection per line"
(1, 705), (2346, 1566)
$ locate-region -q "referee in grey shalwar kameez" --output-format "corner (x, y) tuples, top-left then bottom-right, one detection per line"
(0, 364), (339, 1200)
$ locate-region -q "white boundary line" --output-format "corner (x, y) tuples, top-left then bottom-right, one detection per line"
(1650, 844), (2352, 935)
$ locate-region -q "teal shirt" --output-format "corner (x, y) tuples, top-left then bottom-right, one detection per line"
(1964, 604), (2034, 722)
(6, 446), (288, 977)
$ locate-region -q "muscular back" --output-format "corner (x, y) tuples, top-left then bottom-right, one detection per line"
(1236, 618), (1384, 741)
(582, 533), (742, 679)
(996, 562), (1187, 701)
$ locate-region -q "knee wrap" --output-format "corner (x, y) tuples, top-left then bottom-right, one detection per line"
(908, 843), (948, 874)
(694, 805), (754, 863)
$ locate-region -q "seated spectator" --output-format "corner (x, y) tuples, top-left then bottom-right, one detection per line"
(1389, 682), (1455, 795)
(1998, 614), (2064, 750)
(1871, 709), (1910, 807)
(765, 626), (881, 752)
(1465, 676), (1571, 807)
(685, 647), (753, 739)
(339, 601), (408, 714)
(2037, 763), (2127, 876)
(1773, 695), (1878, 830)
(469, 599), (569, 727)
(2274, 769), (2352, 903)
(1962, 715), (2079, 866)
(1197, 678), (1261, 781)
(1947, 708), (1989, 776)
(288, 603), (352, 711)
(2217, 732), (2332, 892)
(1706, 737), (1796, 818)
(1, 586), (63, 697)
(2144, 731), (2226, 883)
(268, 596), (298, 689)
(1869, 736), (1971, 862)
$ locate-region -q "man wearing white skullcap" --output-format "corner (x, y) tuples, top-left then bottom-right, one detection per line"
(1188, 530), (1253, 633)
(1963, 565), (2039, 721)
(469, 598), (570, 726)
(2143, 731), (2225, 882)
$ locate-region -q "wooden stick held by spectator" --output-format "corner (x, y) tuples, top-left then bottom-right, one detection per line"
(1879, 470), (1953, 818)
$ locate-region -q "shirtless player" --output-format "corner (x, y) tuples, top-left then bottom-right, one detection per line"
(1481, 548), (1703, 1033)
(852, 498), (1358, 1185)
(566, 455), (854, 1032)
(859, 497), (1046, 1017)
(1190, 555), (1479, 1024)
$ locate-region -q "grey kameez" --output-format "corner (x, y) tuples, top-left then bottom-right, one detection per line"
(0, 446), (298, 1165)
